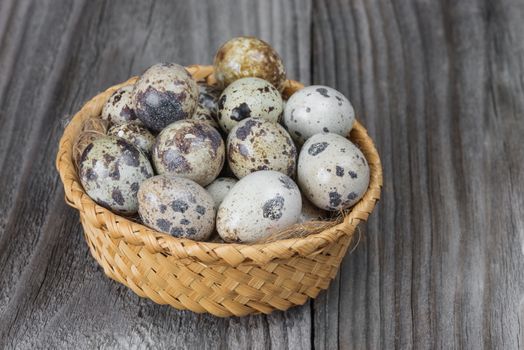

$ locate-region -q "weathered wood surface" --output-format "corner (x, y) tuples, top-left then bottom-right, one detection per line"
(0, 0), (523, 348)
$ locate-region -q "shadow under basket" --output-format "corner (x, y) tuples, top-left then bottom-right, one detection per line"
(55, 65), (383, 317)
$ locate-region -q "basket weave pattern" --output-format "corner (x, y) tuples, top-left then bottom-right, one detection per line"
(56, 65), (383, 317)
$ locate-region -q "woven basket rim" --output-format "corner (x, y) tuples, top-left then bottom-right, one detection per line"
(55, 65), (383, 266)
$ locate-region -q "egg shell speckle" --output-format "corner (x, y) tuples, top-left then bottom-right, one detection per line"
(205, 177), (238, 207)
(216, 170), (302, 243)
(191, 104), (220, 129)
(198, 83), (222, 117)
(227, 117), (297, 179)
(213, 36), (286, 91)
(101, 85), (141, 124)
(79, 136), (154, 215)
(132, 63), (198, 132)
(152, 120), (225, 186)
(108, 122), (155, 157)
(297, 133), (370, 211)
(283, 85), (355, 145)
(217, 77), (283, 134)
(138, 175), (215, 241)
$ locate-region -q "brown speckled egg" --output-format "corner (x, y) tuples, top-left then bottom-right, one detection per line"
(132, 63), (198, 132)
(205, 177), (238, 207)
(138, 175), (215, 241)
(108, 122), (155, 157)
(101, 85), (141, 124)
(217, 170), (302, 243)
(217, 77), (283, 134)
(152, 120), (225, 186)
(227, 118), (297, 179)
(78, 136), (154, 215)
(198, 82), (222, 117)
(283, 85), (355, 145)
(213, 36), (286, 91)
(297, 133), (370, 211)
(191, 104), (220, 129)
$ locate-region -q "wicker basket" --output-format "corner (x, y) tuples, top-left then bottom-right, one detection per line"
(55, 65), (383, 317)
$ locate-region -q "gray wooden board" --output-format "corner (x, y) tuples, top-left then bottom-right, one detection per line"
(0, 0), (523, 349)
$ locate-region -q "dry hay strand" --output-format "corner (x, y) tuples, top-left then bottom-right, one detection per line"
(72, 117), (110, 170)
(254, 209), (350, 244)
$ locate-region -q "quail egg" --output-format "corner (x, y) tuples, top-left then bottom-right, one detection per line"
(152, 120), (225, 186)
(205, 177), (238, 207)
(138, 175), (215, 241)
(101, 85), (141, 124)
(108, 122), (155, 157)
(78, 136), (154, 215)
(191, 104), (219, 129)
(213, 36), (286, 91)
(217, 170), (302, 243)
(217, 77), (283, 134)
(298, 195), (328, 223)
(227, 118), (297, 179)
(283, 86), (355, 145)
(198, 82), (222, 117)
(297, 133), (369, 211)
(132, 63), (199, 131)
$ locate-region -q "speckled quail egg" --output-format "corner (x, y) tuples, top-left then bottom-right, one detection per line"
(108, 122), (155, 157)
(152, 120), (225, 186)
(198, 82), (222, 117)
(298, 195), (328, 223)
(191, 104), (220, 129)
(297, 133), (370, 211)
(78, 136), (154, 215)
(213, 36), (286, 91)
(101, 85), (141, 124)
(283, 86), (355, 145)
(132, 63), (199, 131)
(217, 77), (283, 134)
(227, 118), (297, 179)
(217, 170), (301, 243)
(138, 175), (215, 241)
(205, 177), (238, 207)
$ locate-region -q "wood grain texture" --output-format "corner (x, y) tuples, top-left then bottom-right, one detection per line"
(311, 0), (524, 349)
(0, 1), (312, 349)
(0, 0), (523, 349)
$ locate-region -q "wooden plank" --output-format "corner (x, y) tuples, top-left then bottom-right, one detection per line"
(0, 0), (312, 348)
(311, 0), (524, 349)
(1, 0), (524, 348)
